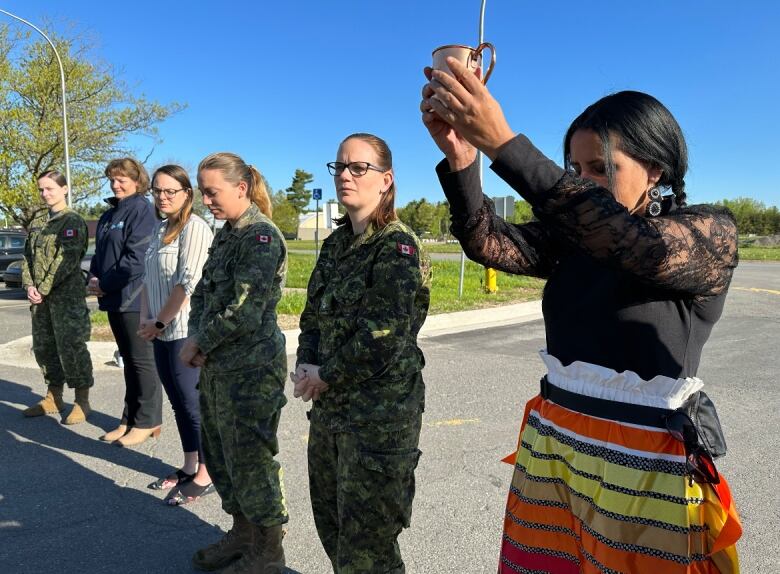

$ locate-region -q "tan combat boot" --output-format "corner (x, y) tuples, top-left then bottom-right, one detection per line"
(192, 514), (253, 571)
(63, 387), (91, 425)
(23, 385), (65, 417)
(220, 524), (286, 574)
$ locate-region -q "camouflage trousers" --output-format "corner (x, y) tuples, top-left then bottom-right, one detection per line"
(199, 349), (288, 527)
(30, 295), (93, 389)
(308, 411), (423, 574)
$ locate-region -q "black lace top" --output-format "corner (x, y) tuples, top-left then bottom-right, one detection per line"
(436, 135), (738, 381)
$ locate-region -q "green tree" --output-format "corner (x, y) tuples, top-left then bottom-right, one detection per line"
(74, 202), (107, 220)
(0, 25), (183, 230)
(762, 206), (780, 235)
(271, 190), (298, 238)
(430, 201), (450, 239)
(285, 169), (313, 214)
(397, 198), (437, 236)
(511, 199), (534, 224)
(190, 189), (213, 223)
(717, 197), (780, 235)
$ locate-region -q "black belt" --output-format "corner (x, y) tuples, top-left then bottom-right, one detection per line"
(539, 376), (673, 429)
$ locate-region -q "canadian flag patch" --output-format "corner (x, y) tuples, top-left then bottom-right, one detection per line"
(63, 228), (77, 238)
(256, 234), (271, 244)
(396, 242), (415, 256)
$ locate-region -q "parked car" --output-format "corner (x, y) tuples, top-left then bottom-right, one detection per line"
(0, 230), (26, 272)
(81, 252), (92, 283)
(3, 260), (23, 288)
(2, 251), (91, 290)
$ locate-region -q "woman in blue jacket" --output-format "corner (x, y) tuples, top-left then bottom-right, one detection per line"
(89, 157), (162, 447)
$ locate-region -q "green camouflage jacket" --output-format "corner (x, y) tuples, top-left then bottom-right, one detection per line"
(21, 209), (88, 299)
(297, 219), (431, 425)
(189, 204), (287, 372)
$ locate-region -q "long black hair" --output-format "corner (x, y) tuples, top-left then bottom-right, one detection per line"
(563, 91), (688, 206)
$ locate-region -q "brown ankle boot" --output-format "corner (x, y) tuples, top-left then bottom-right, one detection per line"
(100, 424), (128, 441)
(220, 524), (286, 574)
(192, 514), (252, 572)
(23, 385), (64, 417)
(113, 426), (161, 447)
(63, 387), (91, 425)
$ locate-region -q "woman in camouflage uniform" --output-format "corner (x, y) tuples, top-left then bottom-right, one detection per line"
(180, 153), (288, 574)
(22, 171), (93, 425)
(294, 133), (431, 574)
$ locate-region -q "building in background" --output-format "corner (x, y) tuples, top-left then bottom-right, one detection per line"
(296, 201), (341, 241)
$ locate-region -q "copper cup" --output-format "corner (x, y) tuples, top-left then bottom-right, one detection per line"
(431, 42), (496, 84)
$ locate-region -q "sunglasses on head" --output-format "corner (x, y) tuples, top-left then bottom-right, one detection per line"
(665, 411), (720, 485)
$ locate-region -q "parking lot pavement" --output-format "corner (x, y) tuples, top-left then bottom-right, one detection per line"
(0, 263), (778, 572)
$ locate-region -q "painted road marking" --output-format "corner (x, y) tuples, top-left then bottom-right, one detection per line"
(425, 418), (480, 427)
(734, 287), (780, 296)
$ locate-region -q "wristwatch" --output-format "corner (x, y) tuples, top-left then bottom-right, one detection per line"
(154, 319), (167, 330)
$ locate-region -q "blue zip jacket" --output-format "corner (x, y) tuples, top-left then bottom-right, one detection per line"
(90, 193), (158, 312)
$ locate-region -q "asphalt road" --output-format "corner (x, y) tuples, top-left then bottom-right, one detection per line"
(0, 262), (777, 573)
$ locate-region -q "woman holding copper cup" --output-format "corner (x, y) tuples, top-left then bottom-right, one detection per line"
(421, 57), (741, 573)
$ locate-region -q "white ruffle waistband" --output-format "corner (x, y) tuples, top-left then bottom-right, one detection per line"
(540, 350), (703, 410)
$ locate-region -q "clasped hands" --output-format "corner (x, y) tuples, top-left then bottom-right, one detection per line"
(137, 318), (163, 342)
(26, 286), (43, 305)
(86, 276), (105, 297)
(290, 364), (329, 403)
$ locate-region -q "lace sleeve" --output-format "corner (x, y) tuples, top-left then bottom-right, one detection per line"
(450, 197), (559, 278)
(437, 157), (559, 278)
(488, 135), (738, 297)
(528, 173), (738, 296)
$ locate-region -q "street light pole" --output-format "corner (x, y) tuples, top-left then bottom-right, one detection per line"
(1, 9), (72, 207)
(478, 0), (498, 294)
(478, 0), (487, 192)
(458, 0), (490, 298)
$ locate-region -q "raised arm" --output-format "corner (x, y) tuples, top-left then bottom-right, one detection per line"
(436, 157), (560, 278)
(491, 135), (738, 296)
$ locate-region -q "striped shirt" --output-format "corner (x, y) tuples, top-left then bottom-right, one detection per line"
(143, 214), (213, 341)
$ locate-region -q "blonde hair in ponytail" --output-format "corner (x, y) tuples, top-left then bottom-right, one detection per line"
(247, 165), (272, 217)
(197, 152), (272, 218)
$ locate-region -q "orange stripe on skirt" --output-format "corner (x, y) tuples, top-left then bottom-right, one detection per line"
(499, 395), (741, 574)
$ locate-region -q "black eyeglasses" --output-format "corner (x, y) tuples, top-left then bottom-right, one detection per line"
(151, 187), (187, 198)
(326, 161), (386, 177)
(664, 411), (720, 485)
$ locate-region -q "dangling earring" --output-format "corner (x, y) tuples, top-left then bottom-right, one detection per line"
(646, 186), (662, 217)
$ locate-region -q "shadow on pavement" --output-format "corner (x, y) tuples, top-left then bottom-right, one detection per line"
(0, 378), (225, 574)
(0, 287), (26, 301)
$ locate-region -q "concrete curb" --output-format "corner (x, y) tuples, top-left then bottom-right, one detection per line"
(0, 301), (543, 370)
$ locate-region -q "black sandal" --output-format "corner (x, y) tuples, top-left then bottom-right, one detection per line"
(164, 481), (215, 506)
(147, 469), (195, 491)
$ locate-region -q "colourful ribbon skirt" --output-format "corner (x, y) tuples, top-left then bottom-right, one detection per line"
(499, 352), (742, 574)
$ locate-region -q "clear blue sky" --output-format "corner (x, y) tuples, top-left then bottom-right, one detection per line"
(3, 0), (779, 208)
